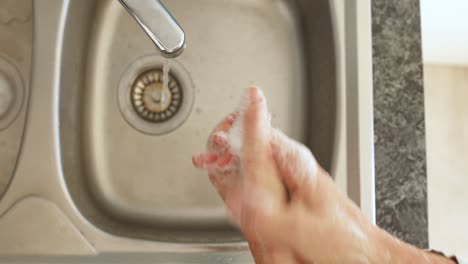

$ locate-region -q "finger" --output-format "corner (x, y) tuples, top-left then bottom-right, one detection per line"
(207, 113), (238, 152)
(193, 150), (237, 170)
(241, 87), (275, 186)
(192, 153), (218, 169)
(212, 132), (229, 149)
(242, 87), (270, 162)
(270, 129), (319, 200)
(209, 113), (238, 138)
(216, 152), (235, 168)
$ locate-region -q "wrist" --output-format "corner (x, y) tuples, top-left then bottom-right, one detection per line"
(369, 227), (456, 264)
(368, 226), (414, 264)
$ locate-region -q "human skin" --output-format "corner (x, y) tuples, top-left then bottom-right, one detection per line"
(192, 87), (455, 264)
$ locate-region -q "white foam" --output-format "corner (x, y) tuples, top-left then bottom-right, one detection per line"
(227, 117), (243, 157)
(226, 88), (256, 157)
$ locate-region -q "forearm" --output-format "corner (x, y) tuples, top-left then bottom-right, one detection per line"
(371, 227), (456, 264)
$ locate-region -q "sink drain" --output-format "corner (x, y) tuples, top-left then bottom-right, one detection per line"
(118, 55), (194, 135)
(130, 69), (182, 123)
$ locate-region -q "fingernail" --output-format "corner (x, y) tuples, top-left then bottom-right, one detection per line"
(248, 86), (265, 104)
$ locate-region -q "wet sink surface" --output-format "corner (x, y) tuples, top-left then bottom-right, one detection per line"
(0, 0), (31, 198)
(60, 0), (336, 242)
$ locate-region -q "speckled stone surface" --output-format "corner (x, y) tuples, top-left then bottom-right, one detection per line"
(372, 0), (428, 248)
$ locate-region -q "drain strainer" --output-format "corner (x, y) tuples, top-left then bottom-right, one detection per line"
(131, 69), (182, 123)
(118, 55), (194, 135)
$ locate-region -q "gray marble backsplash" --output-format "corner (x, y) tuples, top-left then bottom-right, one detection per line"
(372, 0), (428, 248)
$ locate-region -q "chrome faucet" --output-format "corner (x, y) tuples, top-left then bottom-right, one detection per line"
(118, 0), (186, 58)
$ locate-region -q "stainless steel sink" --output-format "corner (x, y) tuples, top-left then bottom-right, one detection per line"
(0, 0), (31, 200)
(0, 0), (375, 260)
(61, 0), (336, 243)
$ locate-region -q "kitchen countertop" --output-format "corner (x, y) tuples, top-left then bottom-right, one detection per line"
(372, 0), (428, 248)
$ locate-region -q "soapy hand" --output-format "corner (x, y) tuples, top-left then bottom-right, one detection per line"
(192, 88), (455, 264)
(193, 88), (296, 263)
(192, 87), (375, 263)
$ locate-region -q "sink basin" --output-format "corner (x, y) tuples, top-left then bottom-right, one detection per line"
(60, 0), (337, 243)
(0, 0), (374, 258)
(0, 0), (31, 199)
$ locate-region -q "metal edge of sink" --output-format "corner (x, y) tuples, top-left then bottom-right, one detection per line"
(343, 0), (375, 223)
(0, 0), (375, 260)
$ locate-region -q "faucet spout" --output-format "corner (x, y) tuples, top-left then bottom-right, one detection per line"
(118, 0), (185, 58)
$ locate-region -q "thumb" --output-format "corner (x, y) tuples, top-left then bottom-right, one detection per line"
(241, 87), (272, 182)
(240, 88), (286, 202)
